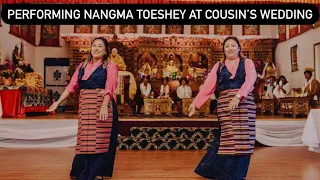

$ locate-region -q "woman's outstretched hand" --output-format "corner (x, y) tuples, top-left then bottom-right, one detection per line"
(46, 102), (59, 112)
(188, 104), (196, 117)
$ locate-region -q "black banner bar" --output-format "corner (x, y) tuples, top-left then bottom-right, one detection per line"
(1, 4), (319, 25)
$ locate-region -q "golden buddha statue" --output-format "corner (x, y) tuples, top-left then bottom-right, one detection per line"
(259, 59), (278, 79)
(110, 48), (126, 71)
(163, 54), (179, 77)
(138, 60), (152, 76)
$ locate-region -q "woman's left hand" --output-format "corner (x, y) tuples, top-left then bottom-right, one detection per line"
(229, 96), (240, 110)
(99, 106), (108, 121)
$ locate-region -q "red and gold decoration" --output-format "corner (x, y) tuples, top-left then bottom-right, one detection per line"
(9, 25), (20, 37)
(214, 25), (232, 35)
(278, 25), (286, 42)
(191, 25), (209, 34)
(20, 25), (36, 46)
(97, 25), (115, 34)
(74, 25), (92, 33)
(143, 25), (162, 34)
(289, 25), (299, 38)
(300, 25), (313, 34)
(62, 34), (277, 79)
(120, 25), (137, 34)
(166, 25), (184, 34)
(242, 25), (259, 35)
(39, 25), (60, 47)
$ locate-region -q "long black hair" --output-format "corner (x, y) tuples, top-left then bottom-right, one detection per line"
(277, 75), (288, 85)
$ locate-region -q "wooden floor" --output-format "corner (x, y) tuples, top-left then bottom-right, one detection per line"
(0, 147), (319, 180)
(1, 112), (307, 121)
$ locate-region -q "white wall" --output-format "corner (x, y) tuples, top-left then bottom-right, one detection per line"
(0, 24), (278, 76)
(34, 25), (72, 76)
(275, 27), (320, 88)
(0, 23), (35, 68)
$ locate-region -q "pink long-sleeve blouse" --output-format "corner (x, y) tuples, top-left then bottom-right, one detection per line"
(192, 58), (257, 109)
(66, 59), (118, 99)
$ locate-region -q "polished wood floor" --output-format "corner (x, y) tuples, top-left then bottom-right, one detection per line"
(1, 112), (307, 121)
(0, 147), (319, 180)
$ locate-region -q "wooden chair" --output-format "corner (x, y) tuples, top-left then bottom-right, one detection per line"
(294, 97), (311, 118)
(280, 97), (311, 118)
(279, 97), (294, 117)
(261, 98), (275, 115)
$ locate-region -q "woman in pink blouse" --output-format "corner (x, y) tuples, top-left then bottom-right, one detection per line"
(47, 37), (118, 180)
(188, 36), (257, 180)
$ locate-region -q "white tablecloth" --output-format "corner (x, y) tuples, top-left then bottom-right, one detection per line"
(302, 109), (320, 153)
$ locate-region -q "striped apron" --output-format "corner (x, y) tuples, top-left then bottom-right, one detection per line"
(217, 89), (256, 155)
(76, 88), (113, 154)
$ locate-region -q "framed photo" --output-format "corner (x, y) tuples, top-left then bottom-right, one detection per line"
(191, 25), (209, 34)
(20, 25), (36, 46)
(289, 25), (299, 39)
(278, 25), (286, 42)
(74, 25), (92, 33)
(143, 25), (161, 34)
(165, 25), (184, 34)
(242, 25), (259, 35)
(97, 25), (115, 34)
(120, 25), (137, 34)
(39, 25), (60, 47)
(290, 45), (298, 72)
(214, 25), (232, 35)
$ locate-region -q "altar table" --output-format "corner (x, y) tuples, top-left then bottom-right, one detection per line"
(144, 98), (172, 115)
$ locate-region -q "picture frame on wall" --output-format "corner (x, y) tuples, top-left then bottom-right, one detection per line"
(191, 25), (209, 34)
(20, 25), (36, 46)
(290, 45), (298, 72)
(120, 25), (137, 34)
(278, 25), (286, 42)
(165, 25), (184, 34)
(214, 25), (232, 35)
(39, 25), (60, 47)
(74, 25), (93, 33)
(143, 25), (162, 34)
(97, 25), (115, 34)
(242, 25), (259, 35)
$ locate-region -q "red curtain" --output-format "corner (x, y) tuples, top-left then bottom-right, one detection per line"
(1, 0), (319, 4)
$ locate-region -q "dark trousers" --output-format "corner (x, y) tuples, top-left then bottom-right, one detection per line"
(210, 100), (217, 114)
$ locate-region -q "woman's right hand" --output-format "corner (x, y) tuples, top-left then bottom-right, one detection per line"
(46, 102), (59, 112)
(188, 104), (196, 117)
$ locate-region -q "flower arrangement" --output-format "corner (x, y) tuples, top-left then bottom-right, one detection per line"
(1, 69), (14, 79)
(4, 58), (16, 72)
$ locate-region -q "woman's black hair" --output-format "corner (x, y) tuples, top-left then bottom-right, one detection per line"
(277, 75), (288, 85)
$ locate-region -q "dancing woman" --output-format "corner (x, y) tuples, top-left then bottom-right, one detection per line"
(47, 37), (119, 180)
(188, 36), (257, 180)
